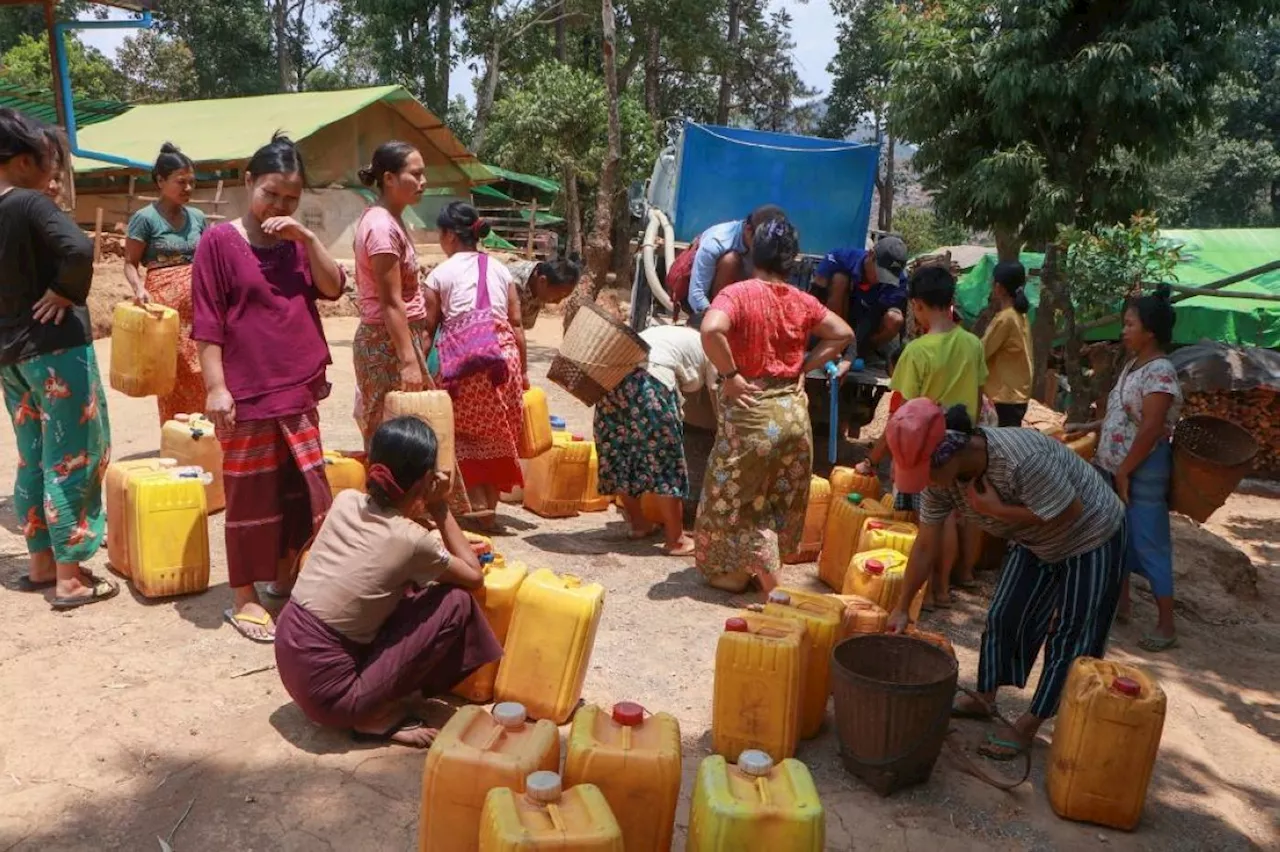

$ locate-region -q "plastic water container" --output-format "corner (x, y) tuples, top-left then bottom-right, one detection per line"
(127, 467), (211, 598)
(479, 771), (623, 851)
(418, 702), (561, 852)
(519, 387), (554, 459)
(880, 491), (917, 523)
(454, 558), (529, 704)
(842, 549), (926, 621)
(783, 475), (831, 564)
(160, 414), (224, 513)
(523, 441), (593, 518)
(687, 751), (825, 851)
(1047, 658), (1167, 830)
(495, 569), (606, 724)
(564, 703), (682, 852)
(109, 302), (179, 398)
(712, 614), (808, 761)
(762, 589), (843, 739)
(322, 450), (366, 499)
(384, 390), (456, 474)
(104, 458), (175, 577)
(817, 492), (890, 591)
(830, 593), (889, 638)
(1066, 432), (1099, 462)
(580, 441), (612, 513)
(856, 519), (919, 559)
(550, 415), (571, 446)
(829, 466), (881, 503)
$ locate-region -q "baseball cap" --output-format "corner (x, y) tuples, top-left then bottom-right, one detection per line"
(885, 398), (946, 494)
(874, 236), (908, 287)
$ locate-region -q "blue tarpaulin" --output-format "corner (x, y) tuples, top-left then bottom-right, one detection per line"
(671, 122), (879, 258)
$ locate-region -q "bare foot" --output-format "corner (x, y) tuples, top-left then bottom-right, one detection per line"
(353, 718), (439, 748)
(664, 534), (695, 557)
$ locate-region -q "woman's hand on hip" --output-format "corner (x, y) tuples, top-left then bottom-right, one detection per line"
(206, 386), (236, 431)
(32, 289), (72, 325)
(722, 373), (761, 409)
(260, 216), (314, 243)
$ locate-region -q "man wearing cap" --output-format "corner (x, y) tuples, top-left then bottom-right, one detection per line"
(811, 235), (909, 370)
(883, 397), (1127, 762)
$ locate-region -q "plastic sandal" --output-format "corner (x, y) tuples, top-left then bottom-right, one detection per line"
(50, 576), (119, 610)
(223, 608), (275, 644)
(1138, 633), (1178, 652)
(977, 733), (1030, 762)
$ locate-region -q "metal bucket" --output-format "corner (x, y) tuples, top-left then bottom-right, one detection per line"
(830, 634), (959, 796)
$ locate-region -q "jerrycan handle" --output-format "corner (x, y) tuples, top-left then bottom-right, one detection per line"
(524, 772), (568, 832)
(174, 466), (214, 485)
(612, 701), (646, 752)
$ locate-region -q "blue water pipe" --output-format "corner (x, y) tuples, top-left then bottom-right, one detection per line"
(825, 360), (839, 466)
(52, 12), (154, 170)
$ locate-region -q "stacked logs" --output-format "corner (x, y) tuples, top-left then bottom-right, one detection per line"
(1182, 388), (1279, 477)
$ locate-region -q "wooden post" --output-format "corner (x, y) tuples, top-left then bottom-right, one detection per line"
(92, 207), (104, 264)
(43, 1), (67, 130)
(526, 199), (538, 258)
(125, 176), (137, 218)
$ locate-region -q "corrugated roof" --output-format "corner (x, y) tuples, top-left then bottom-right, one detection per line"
(484, 164), (560, 195)
(72, 85), (492, 184)
(0, 82), (131, 128)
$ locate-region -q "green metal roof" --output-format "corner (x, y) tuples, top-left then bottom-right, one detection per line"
(484, 164), (560, 195)
(473, 183), (516, 203)
(0, 82), (131, 128)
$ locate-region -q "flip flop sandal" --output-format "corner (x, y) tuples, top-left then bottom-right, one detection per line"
(1139, 633), (1178, 652)
(977, 733), (1029, 762)
(50, 577), (119, 611)
(351, 717), (432, 747)
(223, 608), (275, 644)
(12, 575), (56, 592)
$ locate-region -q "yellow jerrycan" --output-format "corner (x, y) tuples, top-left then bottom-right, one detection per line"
(762, 589), (843, 739)
(104, 457), (175, 577)
(843, 549), (926, 621)
(523, 440), (592, 518)
(454, 556), (529, 703)
(479, 772), (623, 851)
(160, 413), (224, 513)
(109, 302), (179, 397)
(817, 492), (890, 591)
(687, 751), (825, 851)
(829, 593), (889, 639)
(829, 465), (880, 503)
(518, 387), (553, 458)
(855, 519), (919, 560)
(712, 614), (807, 761)
(580, 441), (612, 512)
(783, 475), (831, 564)
(127, 466), (211, 598)
(322, 450), (366, 499)
(384, 389), (456, 474)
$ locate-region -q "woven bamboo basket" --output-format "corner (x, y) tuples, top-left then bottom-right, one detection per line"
(548, 303), (650, 406)
(1170, 415), (1258, 522)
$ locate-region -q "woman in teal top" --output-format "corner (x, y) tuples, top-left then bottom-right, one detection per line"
(124, 143), (208, 425)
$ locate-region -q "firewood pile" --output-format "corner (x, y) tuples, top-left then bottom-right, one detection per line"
(1183, 388), (1279, 476)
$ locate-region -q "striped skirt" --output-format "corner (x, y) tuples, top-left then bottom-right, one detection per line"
(144, 264), (205, 425)
(218, 410), (333, 588)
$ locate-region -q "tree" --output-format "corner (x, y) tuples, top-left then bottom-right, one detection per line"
(714, 0), (740, 124)
(889, 0), (1280, 392)
(585, 0), (622, 286)
(892, 207), (968, 257)
(331, 0), (450, 110)
(444, 95), (475, 148)
(115, 31), (198, 103)
(154, 0), (277, 98)
(731, 7), (818, 132)
(0, 1), (87, 57)
(0, 33), (126, 102)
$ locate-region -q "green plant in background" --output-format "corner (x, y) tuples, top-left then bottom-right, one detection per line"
(893, 207), (971, 256)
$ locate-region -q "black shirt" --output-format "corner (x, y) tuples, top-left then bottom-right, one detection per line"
(0, 188), (94, 366)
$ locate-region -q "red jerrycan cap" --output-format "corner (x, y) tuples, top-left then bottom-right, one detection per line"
(612, 702), (645, 726)
(865, 559), (886, 575)
(866, 520), (886, 530)
(1112, 677), (1142, 697)
(724, 617), (749, 632)
(571, 433), (585, 442)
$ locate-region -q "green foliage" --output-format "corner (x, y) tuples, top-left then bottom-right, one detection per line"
(892, 207), (969, 256)
(821, 0), (895, 141)
(0, 1), (87, 57)
(333, 0), (449, 108)
(154, 0), (277, 98)
(115, 31), (197, 104)
(1058, 214), (1180, 326)
(731, 7), (818, 133)
(444, 95), (475, 148)
(0, 33), (126, 102)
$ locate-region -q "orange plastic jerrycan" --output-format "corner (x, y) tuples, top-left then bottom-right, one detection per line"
(712, 615), (808, 761)
(829, 465), (880, 503)
(495, 569), (605, 723)
(104, 457), (175, 577)
(762, 590), (843, 739)
(384, 390), (456, 473)
(580, 441), (612, 513)
(564, 702), (682, 852)
(1047, 658), (1167, 831)
(817, 492), (890, 591)
(687, 751), (825, 851)
(322, 450), (366, 499)
(880, 491), (917, 523)
(523, 440), (593, 518)
(829, 593), (889, 638)
(160, 414), (224, 513)
(109, 302), (179, 397)
(856, 518), (919, 559)
(783, 475), (831, 564)
(519, 386), (554, 459)
(454, 556), (529, 703)
(419, 702), (561, 852)
(479, 771), (623, 851)
(127, 467), (211, 598)
(842, 549), (926, 621)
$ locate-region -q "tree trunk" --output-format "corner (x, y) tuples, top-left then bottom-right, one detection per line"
(433, 0), (451, 114)
(612, 201), (632, 278)
(715, 0), (741, 125)
(879, 133), (896, 232)
(470, 41), (502, 153)
(1030, 242), (1060, 403)
(564, 163), (583, 258)
(554, 0), (567, 61)
(995, 227), (1022, 262)
(643, 25), (661, 119)
(274, 0), (292, 92)
(585, 0), (622, 286)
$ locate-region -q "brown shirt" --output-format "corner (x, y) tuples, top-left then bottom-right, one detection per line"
(292, 490), (452, 643)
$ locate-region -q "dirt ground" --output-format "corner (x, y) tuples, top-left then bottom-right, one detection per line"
(2, 295), (1279, 850)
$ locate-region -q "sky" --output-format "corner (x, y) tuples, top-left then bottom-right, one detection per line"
(77, 0), (838, 105)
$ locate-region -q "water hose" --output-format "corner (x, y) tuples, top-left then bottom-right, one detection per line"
(825, 361), (839, 465)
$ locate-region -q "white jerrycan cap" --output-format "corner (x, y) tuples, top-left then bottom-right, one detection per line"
(157, 458), (178, 468)
(737, 750), (775, 777)
(492, 702), (528, 728)
(172, 465), (214, 485)
(767, 590), (791, 605)
(524, 771), (562, 803)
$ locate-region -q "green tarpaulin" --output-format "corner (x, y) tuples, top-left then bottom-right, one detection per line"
(484, 165), (560, 195)
(954, 229), (1280, 347)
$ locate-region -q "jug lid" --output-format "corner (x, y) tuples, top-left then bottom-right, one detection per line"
(737, 750), (774, 777)
(865, 558), (885, 575)
(767, 590), (791, 605)
(479, 553), (494, 566)
(724, 617), (749, 633)
(571, 433), (584, 441)
(1111, 676), (1142, 697)
(612, 702), (645, 726)
(847, 492), (863, 504)
(492, 702), (528, 728)
(866, 520), (886, 530)
(174, 413), (191, 423)
(550, 416), (566, 429)
(525, 771), (562, 803)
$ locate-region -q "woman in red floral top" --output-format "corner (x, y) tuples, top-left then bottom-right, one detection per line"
(694, 218), (853, 592)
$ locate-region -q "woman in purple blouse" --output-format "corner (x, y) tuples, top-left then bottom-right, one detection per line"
(192, 134), (345, 643)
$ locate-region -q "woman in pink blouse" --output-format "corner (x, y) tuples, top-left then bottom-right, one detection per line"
(192, 134), (346, 643)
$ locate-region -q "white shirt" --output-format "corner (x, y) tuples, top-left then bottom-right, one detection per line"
(424, 250), (513, 321)
(641, 325), (716, 397)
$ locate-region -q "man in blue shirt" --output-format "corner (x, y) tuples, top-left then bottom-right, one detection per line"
(681, 204), (786, 326)
(812, 235), (909, 371)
